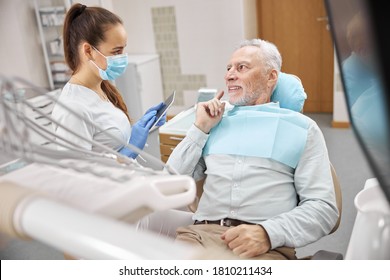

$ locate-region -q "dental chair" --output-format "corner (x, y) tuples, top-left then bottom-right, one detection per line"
(0, 76), (197, 260)
(187, 72), (343, 260)
(188, 163), (342, 260)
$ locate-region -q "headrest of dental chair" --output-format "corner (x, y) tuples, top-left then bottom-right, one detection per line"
(271, 72), (307, 112)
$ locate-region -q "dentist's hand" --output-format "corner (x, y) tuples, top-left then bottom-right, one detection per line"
(119, 109), (156, 159)
(194, 90), (225, 134)
(145, 102), (167, 127)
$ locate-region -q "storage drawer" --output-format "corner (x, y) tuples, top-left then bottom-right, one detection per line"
(159, 132), (185, 162)
(160, 144), (176, 156)
(161, 154), (170, 163)
(159, 133), (185, 146)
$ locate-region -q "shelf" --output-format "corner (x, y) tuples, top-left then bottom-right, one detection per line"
(53, 82), (67, 88)
(34, 0), (69, 90)
(49, 55), (66, 60)
(39, 6), (65, 27)
(42, 24), (63, 28)
(39, 6), (66, 13)
(51, 70), (71, 74)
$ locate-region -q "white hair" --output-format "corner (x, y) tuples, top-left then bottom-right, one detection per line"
(238, 39), (282, 72)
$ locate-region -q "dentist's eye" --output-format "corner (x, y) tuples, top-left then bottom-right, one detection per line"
(111, 48), (125, 55)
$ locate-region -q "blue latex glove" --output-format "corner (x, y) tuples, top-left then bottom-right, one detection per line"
(146, 102), (167, 127)
(119, 110), (156, 159)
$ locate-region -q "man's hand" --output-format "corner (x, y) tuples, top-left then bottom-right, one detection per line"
(194, 90), (225, 133)
(221, 224), (271, 258)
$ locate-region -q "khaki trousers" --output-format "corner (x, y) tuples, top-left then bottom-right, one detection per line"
(176, 224), (296, 260)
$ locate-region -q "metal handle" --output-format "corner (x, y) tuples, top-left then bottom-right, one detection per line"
(169, 136), (184, 141)
(317, 16), (330, 30)
(32, 101), (54, 110)
(316, 16), (328, 22)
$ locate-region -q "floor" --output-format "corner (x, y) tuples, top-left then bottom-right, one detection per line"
(0, 113), (374, 260)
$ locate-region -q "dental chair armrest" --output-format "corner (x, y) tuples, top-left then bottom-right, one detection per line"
(311, 250), (343, 260)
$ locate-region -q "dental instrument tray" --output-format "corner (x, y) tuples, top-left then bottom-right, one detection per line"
(0, 76), (196, 223)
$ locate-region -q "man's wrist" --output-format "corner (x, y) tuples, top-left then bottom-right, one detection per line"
(257, 224), (272, 252)
(194, 121), (210, 134)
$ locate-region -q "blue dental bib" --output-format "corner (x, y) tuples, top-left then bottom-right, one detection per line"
(203, 103), (309, 168)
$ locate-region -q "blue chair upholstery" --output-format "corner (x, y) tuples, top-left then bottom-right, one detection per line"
(271, 72), (307, 112)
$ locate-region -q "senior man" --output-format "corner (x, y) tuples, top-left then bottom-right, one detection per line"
(166, 39), (339, 260)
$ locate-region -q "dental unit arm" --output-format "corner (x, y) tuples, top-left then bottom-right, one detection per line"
(0, 181), (198, 260)
(0, 75), (199, 259)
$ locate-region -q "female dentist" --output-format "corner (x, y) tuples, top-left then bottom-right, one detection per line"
(52, 3), (165, 159)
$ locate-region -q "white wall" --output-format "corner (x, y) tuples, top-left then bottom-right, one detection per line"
(333, 53), (350, 124)
(0, 0), (113, 89)
(112, 0), (250, 93)
(0, 0), (346, 122)
(0, 0), (253, 106)
(0, 0), (48, 88)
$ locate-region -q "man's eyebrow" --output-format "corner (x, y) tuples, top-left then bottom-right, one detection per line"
(227, 61), (251, 68)
(236, 60), (251, 65)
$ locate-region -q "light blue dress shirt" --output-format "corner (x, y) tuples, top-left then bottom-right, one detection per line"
(167, 103), (339, 249)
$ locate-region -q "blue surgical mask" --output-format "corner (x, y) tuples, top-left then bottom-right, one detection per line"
(91, 47), (128, 80)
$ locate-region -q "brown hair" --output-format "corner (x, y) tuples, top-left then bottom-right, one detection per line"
(63, 3), (130, 121)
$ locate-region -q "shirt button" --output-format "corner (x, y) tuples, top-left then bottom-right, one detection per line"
(237, 160), (242, 164)
(233, 183), (238, 187)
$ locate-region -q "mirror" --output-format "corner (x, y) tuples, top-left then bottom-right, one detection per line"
(325, 0), (390, 203)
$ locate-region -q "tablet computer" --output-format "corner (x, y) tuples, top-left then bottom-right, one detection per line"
(152, 90), (175, 128)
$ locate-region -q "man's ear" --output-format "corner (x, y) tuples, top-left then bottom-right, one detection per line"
(267, 69), (279, 90)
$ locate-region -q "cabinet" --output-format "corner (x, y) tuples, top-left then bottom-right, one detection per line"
(159, 133), (185, 162)
(158, 107), (195, 163)
(34, 0), (71, 90)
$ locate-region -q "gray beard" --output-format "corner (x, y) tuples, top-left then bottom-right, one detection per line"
(229, 91), (260, 106)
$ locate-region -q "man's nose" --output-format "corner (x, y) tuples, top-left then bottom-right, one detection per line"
(225, 70), (237, 81)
